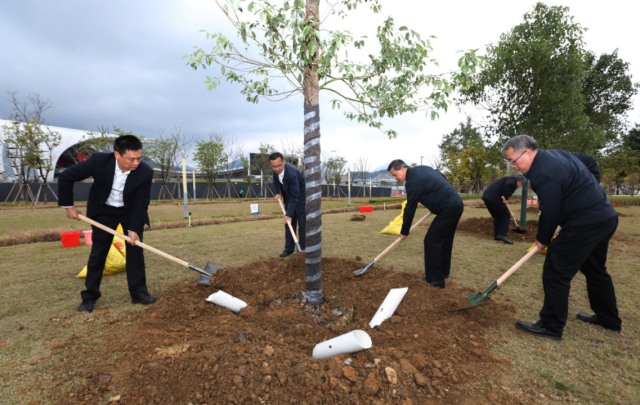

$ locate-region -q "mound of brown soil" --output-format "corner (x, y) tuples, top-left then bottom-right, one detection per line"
(526, 206), (539, 214)
(51, 256), (524, 405)
(457, 217), (539, 243)
(351, 214), (367, 221)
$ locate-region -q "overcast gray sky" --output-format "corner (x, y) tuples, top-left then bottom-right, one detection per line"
(1, 0), (638, 170)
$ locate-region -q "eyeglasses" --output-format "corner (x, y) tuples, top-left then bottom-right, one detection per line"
(508, 150), (526, 165)
(270, 162), (284, 169)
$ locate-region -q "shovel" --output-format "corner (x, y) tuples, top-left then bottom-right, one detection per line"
(78, 214), (222, 286)
(353, 211), (432, 276)
(465, 226), (560, 308)
(505, 201), (526, 233)
(465, 247), (539, 307)
(277, 199), (302, 259)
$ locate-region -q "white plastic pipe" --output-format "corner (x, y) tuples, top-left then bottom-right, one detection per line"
(312, 330), (372, 359)
(206, 291), (248, 313)
(369, 287), (408, 328)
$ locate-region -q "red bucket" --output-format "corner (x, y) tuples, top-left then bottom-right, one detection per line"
(60, 231), (81, 248)
(359, 206), (367, 213)
(367, 206), (373, 213)
(83, 230), (93, 245)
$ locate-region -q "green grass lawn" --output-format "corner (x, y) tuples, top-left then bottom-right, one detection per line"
(0, 197), (374, 236)
(1, 203), (638, 404)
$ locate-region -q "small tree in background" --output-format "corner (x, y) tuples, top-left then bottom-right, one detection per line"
(1, 92), (58, 204)
(600, 171), (617, 195)
(193, 134), (225, 200)
(625, 171), (640, 196)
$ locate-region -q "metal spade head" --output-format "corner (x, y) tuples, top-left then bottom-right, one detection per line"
(466, 281), (498, 307)
(511, 227), (527, 234)
(467, 291), (492, 307)
(353, 260), (375, 277)
(189, 263), (224, 286)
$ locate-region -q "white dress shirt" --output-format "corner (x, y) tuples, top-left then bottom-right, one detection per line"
(278, 166), (285, 185)
(62, 159), (131, 208)
(107, 160), (131, 207)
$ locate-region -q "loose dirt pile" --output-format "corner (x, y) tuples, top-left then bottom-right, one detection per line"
(456, 218), (539, 243)
(50, 255), (527, 405)
(351, 214), (367, 221)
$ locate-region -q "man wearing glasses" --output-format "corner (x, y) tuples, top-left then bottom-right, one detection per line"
(270, 152), (306, 257)
(502, 135), (620, 341)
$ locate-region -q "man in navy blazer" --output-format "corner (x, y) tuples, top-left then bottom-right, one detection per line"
(270, 152), (306, 257)
(482, 175), (525, 244)
(58, 135), (155, 312)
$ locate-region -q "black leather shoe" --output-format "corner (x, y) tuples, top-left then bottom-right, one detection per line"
(279, 250), (293, 258)
(515, 320), (563, 341)
(131, 292), (157, 305)
(78, 299), (95, 312)
(576, 313), (621, 333)
(495, 235), (514, 245)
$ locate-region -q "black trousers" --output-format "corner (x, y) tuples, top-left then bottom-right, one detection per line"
(283, 198), (306, 253)
(539, 215), (621, 335)
(82, 205), (149, 300)
(483, 198), (511, 238)
(424, 200), (464, 286)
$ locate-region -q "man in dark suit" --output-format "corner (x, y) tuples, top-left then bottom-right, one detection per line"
(58, 135), (155, 312)
(388, 160), (464, 288)
(482, 175), (525, 244)
(503, 135), (621, 341)
(270, 152), (306, 257)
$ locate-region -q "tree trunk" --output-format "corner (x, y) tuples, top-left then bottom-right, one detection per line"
(303, 0), (322, 305)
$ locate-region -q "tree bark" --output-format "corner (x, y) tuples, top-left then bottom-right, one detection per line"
(303, 0), (322, 305)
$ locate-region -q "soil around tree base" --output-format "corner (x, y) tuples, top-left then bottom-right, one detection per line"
(48, 255), (535, 405)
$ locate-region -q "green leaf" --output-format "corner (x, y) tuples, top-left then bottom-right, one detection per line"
(221, 66), (226, 75)
(207, 84), (213, 91)
(399, 26), (408, 31)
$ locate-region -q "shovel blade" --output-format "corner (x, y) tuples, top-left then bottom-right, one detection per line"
(466, 281), (498, 307)
(467, 292), (491, 307)
(353, 260), (375, 277)
(511, 227), (527, 234)
(190, 263), (224, 286)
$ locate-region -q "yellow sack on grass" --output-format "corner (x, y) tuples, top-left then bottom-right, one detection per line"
(379, 200), (408, 235)
(526, 233), (558, 255)
(77, 224), (127, 278)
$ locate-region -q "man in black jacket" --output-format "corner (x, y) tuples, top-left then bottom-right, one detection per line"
(270, 152), (306, 257)
(482, 175), (525, 244)
(502, 135), (621, 340)
(388, 160), (464, 288)
(58, 135), (155, 312)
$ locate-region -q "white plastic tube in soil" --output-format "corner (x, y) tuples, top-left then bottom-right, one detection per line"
(206, 291), (247, 313)
(312, 330), (372, 359)
(369, 287), (408, 328)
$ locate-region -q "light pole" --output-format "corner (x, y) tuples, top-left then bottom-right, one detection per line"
(421, 156), (424, 166)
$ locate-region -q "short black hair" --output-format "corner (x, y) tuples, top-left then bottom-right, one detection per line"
(114, 135), (142, 156)
(269, 152), (284, 162)
(387, 159), (409, 171)
(515, 175), (526, 182)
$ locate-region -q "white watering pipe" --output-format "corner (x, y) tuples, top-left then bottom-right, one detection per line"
(206, 291), (248, 313)
(369, 287), (408, 328)
(312, 330), (372, 359)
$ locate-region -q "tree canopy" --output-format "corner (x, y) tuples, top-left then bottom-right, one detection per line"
(459, 3), (638, 155)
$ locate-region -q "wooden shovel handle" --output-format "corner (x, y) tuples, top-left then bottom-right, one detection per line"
(277, 198), (300, 245)
(496, 226), (561, 286)
(496, 247), (538, 286)
(504, 201), (520, 227)
(374, 211), (432, 263)
(78, 214), (189, 268)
